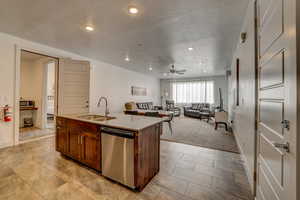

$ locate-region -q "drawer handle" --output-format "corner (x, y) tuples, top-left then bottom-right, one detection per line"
(273, 142), (290, 153)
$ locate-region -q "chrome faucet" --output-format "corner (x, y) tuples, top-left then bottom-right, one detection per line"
(97, 97), (110, 117)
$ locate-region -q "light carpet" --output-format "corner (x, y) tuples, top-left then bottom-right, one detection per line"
(161, 116), (240, 153)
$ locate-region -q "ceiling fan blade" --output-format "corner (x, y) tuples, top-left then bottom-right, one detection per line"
(176, 72), (185, 75)
(175, 69), (187, 73)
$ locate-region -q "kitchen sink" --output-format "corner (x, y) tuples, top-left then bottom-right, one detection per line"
(78, 114), (116, 121)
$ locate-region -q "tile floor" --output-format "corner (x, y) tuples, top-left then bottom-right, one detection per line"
(19, 127), (55, 141)
(0, 137), (253, 200)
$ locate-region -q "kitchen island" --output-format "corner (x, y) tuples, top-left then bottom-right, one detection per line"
(56, 113), (164, 191)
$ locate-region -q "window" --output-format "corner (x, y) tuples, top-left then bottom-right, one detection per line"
(172, 81), (214, 104)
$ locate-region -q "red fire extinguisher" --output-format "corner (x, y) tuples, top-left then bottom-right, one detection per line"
(3, 105), (12, 122)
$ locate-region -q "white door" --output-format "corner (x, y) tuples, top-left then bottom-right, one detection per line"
(256, 0), (297, 199)
(57, 59), (90, 115)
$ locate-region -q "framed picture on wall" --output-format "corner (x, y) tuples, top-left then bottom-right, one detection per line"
(131, 86), (147, 96)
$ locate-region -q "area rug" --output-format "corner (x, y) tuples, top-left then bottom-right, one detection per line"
(161, 116), (240, 153)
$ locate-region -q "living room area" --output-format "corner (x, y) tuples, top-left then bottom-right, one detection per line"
(124, 74), (238, 154)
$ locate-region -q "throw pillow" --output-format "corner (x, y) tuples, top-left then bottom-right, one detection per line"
(191, 104), (198, 110)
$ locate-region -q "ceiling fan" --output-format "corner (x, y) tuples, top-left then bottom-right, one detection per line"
(162, 65), (187, 76)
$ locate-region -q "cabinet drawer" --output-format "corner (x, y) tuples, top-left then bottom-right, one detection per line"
(68, 119), (99, 133)
(56, 117), (67, 127)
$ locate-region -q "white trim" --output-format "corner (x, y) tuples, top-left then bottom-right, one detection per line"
(14, 45), (21, 146)
(41, 62), (48, 129)
(234, 132), (255, 194)
(0, 142), (14, 149)
(19, 134), (55, 144)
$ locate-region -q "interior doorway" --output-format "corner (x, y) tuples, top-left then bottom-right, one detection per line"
(45, 61), (56, 129)
(19, 50), (58, 142)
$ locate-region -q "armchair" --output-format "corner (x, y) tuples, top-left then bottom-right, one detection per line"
(165, 100), (181, 117)
(215, 111), (228, 131)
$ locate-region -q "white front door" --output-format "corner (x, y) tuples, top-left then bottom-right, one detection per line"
(256, 0), (297, 199)
(57, 59), (90, 115)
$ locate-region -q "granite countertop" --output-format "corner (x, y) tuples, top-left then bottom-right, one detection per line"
(57, 113), (165, 131)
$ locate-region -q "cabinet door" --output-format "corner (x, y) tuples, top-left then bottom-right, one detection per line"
(68, 123), (81, 160)
(56, 117), (68, 153)
(81, 132), (101, 171)
(56, 126), (68, 153)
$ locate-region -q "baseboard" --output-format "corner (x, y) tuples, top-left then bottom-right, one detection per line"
(0, 141), (13, 149)
(19, 134), (55, 144)
(233, 133), (255, 194)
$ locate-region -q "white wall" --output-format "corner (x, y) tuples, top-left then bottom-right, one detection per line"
(228, 0), (256, 192)
(89, 62), (160, 114)
(160, 75), (228, 110)
(0, 31), (160, 148)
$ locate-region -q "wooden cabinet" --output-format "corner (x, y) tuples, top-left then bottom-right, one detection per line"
(81, 132), (101, 170)
(68, 129), (81, 160)
(135, 123), (161, 190)
(56, 117), (101, 171)
(56, 118), (68, 154)
(56, 116), (161, 190)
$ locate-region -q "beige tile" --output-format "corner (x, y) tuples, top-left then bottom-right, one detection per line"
(181, 154), (215, 167)
(46, 182), (95, 200)
(194, 164), (235, 181)
(13, 161), (57, 185)
(172, 167), (213, 187)
(153, 173), (189, 195)
(6, 188), (44, 200)
(212, 177), (252, 200)
(0, 137), (253, 200)
(215, 159), (245, 174)
(156, 187), (194, 200)
(174, 160), (196, 170)
(0, 165), (15, 179)
(31, 175), (66, 197)
(185, 183), (243, 200)
(0, 174), (29, 199)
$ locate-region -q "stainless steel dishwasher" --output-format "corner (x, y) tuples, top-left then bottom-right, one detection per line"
(101, 127), (135, 188)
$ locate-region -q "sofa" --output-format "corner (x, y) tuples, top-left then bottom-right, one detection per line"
(184, 103), (215, 121)
(136, 102), (162, 110)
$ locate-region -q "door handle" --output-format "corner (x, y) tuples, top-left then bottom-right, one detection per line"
(272, 142), (290, 153)
(281, 120), (290, 130)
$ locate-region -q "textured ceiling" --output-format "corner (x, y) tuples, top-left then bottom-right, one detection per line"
(0, 0), (249, 78)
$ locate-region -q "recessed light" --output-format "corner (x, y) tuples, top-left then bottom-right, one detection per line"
(188, 47), (194, 51)
(85, 26), (94, 32)
(129, 6), (139, 14)
(149, 67), (153, 71)
(163, 73), (167, 76)
(125, 57), (130, 62)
